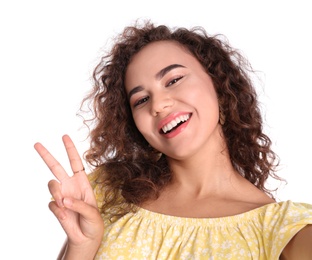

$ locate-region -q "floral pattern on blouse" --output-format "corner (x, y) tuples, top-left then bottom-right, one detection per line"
(88, 173), (312, 260)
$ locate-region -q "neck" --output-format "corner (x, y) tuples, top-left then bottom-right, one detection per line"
(167, 137), (238, 198)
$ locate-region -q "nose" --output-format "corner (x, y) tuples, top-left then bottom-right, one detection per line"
(150, 94), (174, 116)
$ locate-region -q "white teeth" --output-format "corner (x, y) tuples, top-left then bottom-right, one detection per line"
(162, 114), (190, 133)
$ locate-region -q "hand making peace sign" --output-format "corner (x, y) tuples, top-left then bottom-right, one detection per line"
(34, 135), (104, 254)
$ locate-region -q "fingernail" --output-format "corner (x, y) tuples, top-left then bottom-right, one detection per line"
(56, 199), (64, 208)
(63, 198), (73, 208)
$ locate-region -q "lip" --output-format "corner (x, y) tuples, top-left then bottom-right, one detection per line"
(158, 112), (192, 136)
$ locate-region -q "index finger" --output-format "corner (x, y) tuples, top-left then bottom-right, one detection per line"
(34, 142), (69, 182)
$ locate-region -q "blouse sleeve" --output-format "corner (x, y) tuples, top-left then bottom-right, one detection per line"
(87, 170), (105, 210)
(262, 201), (312, 259)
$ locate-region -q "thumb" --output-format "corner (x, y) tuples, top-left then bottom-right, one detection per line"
(63, 197), (101, 221)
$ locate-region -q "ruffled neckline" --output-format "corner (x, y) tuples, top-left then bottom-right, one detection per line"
(133, 201), (288, 227)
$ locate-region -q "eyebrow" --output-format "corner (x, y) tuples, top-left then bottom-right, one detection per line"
(155, 64), (186, 80)
(128, 64), (186, 100)
(128, 86), (144, 100)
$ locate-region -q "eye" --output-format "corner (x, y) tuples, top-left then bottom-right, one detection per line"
(166, 76), (183, 87)
(134, 96), (149, 107)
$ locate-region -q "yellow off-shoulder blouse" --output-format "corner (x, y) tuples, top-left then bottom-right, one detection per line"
(89, 174), (312, 259)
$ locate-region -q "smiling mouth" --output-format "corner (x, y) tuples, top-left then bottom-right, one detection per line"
(161, 114), (191, 134)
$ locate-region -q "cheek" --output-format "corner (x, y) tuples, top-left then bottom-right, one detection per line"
(191, 86), (219, 121)
(132, 113), (159, 147)
(132, 114), (141, 130)
(132, 113), (150, 137)
(186, 85), (217, 108)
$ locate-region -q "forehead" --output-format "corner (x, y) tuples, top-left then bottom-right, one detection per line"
(128, 40), (190, 68)
(125, 41), (198, 84)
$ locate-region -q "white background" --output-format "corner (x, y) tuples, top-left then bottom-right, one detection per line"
(1, 0), (311, 259)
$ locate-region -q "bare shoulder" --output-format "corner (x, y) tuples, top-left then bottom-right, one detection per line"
(228, 179), (276, 212)
(280, 224), (312, 260)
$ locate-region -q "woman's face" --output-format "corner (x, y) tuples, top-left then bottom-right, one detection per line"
(125, 41), (222, 160)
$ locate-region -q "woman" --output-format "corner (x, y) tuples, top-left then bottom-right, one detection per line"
(35, 21), (312, 259)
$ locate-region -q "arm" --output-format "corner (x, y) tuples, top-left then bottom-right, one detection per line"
(280, 224), (312, 260)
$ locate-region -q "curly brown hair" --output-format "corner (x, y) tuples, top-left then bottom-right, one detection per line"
(81, 20), (281, 218)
